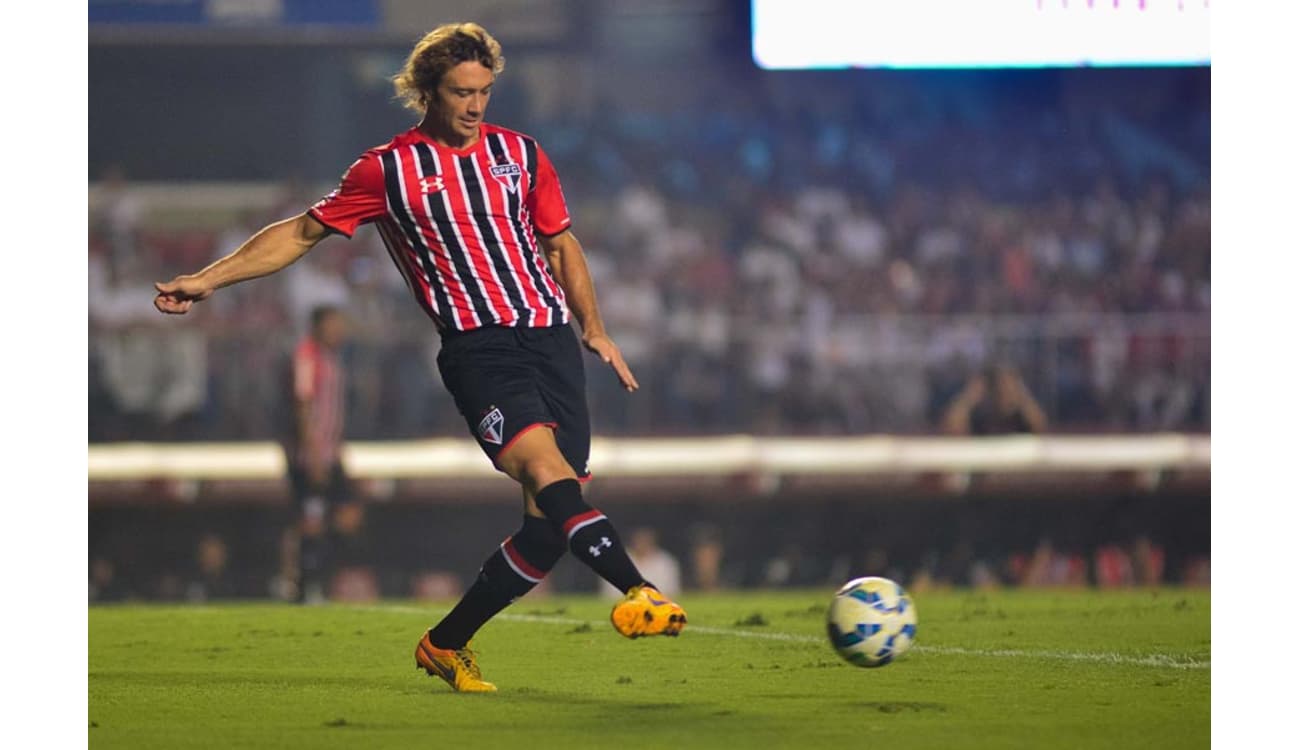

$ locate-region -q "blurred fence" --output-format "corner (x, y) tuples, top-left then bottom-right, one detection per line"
(89, 434), (1209, 481)
(88, 433), (1210, 602)
(90, 311), (1209, 442)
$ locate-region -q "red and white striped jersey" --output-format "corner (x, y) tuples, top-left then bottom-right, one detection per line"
(308, 124), (572, 333)
(292, 336), (344, 467)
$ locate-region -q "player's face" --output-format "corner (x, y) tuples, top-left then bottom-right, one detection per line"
(317, 313), (347, 349)
(434, 61), (494, 143)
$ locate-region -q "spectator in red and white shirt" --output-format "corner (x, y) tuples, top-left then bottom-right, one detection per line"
(291, 306), (346, 481)
(285, 305), (352, 603)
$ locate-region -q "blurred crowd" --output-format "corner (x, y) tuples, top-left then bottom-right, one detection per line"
(89, 518), (1209, 604)
(89, 71), (1209, 441)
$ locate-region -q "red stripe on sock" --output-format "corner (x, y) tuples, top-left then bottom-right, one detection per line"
(561, 509), (605, 538)
(501, 538), (546, 582)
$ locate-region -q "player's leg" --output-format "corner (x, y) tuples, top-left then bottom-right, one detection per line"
(416, 508), (565, 691)
(498, 427), (646, 593)
(325, 463), (373, 594)
(417, 330), (570, 690)
(289, 463), (330, 604)
(518, 326), (686, 637)
(421, 425), (648, 654)
(502, 433), (686, 638)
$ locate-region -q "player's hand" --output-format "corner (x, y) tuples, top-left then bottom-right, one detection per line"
(154, 275), (215, 315)
(582, 333), (639, 392)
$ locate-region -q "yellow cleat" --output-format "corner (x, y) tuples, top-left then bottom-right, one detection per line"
(610, 584), (687, 639)
(414, 632), (498, 693)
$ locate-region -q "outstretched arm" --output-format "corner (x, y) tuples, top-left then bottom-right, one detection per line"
(154, 212), (331, 314)
(941, 376), (985, 435)
(1009, 374), (1049, 434)
(540, 229), (639, 392)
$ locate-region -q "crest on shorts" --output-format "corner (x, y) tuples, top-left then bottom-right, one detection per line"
(477, 407), (505, 445)
(489, 161), (522, 193)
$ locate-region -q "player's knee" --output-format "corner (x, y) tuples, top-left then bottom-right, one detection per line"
(517, 455), (575, 493)
(498, 446), (570, 491)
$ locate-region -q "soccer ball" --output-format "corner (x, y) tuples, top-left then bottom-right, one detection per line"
(826, 576), (918, 668)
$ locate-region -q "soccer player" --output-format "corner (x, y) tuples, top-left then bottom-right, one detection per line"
(153, 22), (686, 692)
(284, 305), (351, 604)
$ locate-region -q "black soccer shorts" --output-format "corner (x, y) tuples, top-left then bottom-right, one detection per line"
(436, 324), (592, 482)
(286, 459), (350, 502)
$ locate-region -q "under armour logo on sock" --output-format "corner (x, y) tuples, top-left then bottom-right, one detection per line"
(589, 537), (613, 558)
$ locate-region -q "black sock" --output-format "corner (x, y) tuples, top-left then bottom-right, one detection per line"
(428, 515), (565, 650)
(298, 532), (328, 599)
(533, 479), (648, 594)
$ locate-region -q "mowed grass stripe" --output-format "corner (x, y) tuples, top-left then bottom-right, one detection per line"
(91, 590), (1209, 750)
(355, 604), (1211, 670)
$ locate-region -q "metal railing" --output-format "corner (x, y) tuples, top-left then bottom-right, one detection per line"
(89, 312), (1209, 441)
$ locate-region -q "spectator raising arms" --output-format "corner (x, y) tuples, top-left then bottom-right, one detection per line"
(942, 364), (1048, 435)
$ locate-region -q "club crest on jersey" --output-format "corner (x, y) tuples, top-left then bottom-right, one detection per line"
(477, 407), (505, 445)
(419, 176), (445, 193)
(489, 162), (522, 193)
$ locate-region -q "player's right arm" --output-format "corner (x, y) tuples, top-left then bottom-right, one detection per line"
(155, 151), (387, 315)
(154, 213), (329, 314)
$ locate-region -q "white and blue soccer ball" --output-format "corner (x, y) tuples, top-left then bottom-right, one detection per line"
(826, 576), (918, 668)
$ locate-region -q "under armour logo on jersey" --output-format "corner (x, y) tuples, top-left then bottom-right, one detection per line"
(589, 537), (612, 558)
(419, 176), (445, 193)
(477, 407), (504, 445)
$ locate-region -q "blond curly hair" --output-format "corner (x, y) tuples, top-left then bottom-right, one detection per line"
(392, 23), (505, 114)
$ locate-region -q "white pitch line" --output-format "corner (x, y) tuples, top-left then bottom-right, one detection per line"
(912, 645), (1208, 670)
(354, 605), (1209, 671)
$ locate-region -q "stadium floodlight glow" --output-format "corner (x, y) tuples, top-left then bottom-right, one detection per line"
(752, 0), (1211, 69)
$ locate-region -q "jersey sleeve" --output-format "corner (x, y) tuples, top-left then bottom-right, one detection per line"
(308, 152), (387, 238)
(526, 144), (573, 237)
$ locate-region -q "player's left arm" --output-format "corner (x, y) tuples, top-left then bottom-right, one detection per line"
(1010, 374), (1049, 433)
(540, 230), (638, 392)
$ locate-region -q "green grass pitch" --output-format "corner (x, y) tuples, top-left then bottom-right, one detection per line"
(89, 588), (1209, 749)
